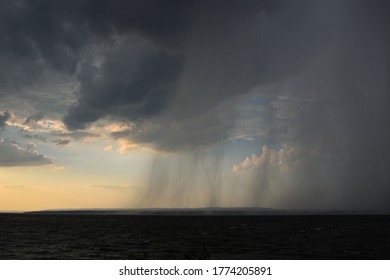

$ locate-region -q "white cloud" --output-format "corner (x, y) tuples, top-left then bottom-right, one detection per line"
(231, 144), (308, 208)
(232, 145), (297, 175)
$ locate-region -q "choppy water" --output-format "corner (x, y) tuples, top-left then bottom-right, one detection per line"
(0, 214), (389, 259)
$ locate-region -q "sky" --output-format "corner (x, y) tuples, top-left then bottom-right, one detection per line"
(0, 0), (389, 211)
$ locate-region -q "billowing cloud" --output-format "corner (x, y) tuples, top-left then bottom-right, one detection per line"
(232, 145), (301, 207)
(0, 140), (52, 167)
(1, 1), (389, 150)
(232, 145), (296, 175)
(58, 1), (387, 155)
(63, 35), (182, 130)
(60, 0), (291, 150)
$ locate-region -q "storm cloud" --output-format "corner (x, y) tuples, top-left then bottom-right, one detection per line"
(0, 0), (389, 209)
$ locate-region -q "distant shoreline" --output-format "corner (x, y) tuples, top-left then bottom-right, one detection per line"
(7, 208), (389, 216)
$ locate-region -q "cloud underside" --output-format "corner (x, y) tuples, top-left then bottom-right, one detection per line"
(0, 1), (383, 149)
(64, 1), (389, 155)
(0, 141), (52, 167)
(0, 1), (388, 151)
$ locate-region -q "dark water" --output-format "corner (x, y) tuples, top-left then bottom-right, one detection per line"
(0, 214), (389, 259)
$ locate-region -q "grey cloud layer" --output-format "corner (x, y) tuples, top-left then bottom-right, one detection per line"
(64, 0), (336, 150)
(0, 0), (192, 92)
(0, 112), (52, 166)
(1, 1), (389, 149)
(0, 140), (52, 167)
(64, 36), (182, 130)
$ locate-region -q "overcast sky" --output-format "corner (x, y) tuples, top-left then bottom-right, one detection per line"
(0, 0), (389, 211)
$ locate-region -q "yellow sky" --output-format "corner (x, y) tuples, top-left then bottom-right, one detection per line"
(0, 164), (139, 211)
(0, 135), (152, 211)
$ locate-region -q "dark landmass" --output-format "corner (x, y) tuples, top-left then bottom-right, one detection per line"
(23, 207), (276, 215)
(21, 207), (388, 215)
(1, 213), (389, 259)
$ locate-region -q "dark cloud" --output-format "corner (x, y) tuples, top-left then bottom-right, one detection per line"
(1, 0), (289, 148)
(129, 0), (389, 209)
(62, 0), (289, 148)
(0, 0), (83, 92)
(0, 111), (11, 127)
(225, 0), (390, 210)
(111, 105), (235, 152)
(65, 0), (382, 153)
(0, 0), (194, 95)
(64, 36), (182, 130)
